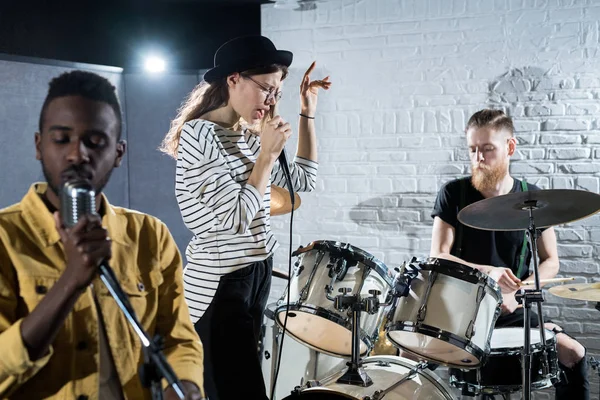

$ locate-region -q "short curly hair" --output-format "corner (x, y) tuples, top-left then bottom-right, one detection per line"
(39, 70), (122, 138)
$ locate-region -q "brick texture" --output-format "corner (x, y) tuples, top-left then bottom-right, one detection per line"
(263, 1), (600, 398)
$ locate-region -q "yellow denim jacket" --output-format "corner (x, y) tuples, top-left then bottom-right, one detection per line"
(0, 183), (204, 399)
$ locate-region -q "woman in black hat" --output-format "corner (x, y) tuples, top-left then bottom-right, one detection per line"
(160, 35), (331, 400)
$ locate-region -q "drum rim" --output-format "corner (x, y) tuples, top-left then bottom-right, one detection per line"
(298, 355), (455, 400)
(490, 327), (556, 354)
(449, 374), (557, 395)
(264, 302), (278, 320)
(386, 322), (486, 368)
(419, 257), (503, 300)
(292, 240), (395, 287)
(364, 355), (455, 398)
(274, 303), (375, 357)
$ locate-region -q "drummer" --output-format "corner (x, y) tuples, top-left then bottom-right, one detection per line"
(429, 109), (589, 398)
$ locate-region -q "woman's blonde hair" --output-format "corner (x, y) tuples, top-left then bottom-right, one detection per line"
(159, 64), (289, 159)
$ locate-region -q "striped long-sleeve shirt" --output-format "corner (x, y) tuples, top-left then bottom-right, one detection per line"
(176, 119), (318, 322)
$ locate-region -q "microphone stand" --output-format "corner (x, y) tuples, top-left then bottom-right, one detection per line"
(61, 180), (185, 398)
(99, 265), (186, 399)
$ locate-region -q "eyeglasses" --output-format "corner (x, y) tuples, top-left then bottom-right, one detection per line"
(242, 75), (283, 104)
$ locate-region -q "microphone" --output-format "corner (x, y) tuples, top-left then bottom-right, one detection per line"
(59, 180), (186, 398)
(60, 180), (122, 287)
(278, 148), (295, 204)
(60, 179), (126, 284)
(61, 180), (97, 228)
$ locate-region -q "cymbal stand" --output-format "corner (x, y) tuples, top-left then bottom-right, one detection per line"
(514, 201), (550, 400)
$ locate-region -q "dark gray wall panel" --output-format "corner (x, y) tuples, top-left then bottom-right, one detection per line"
(0, 58), (129, 209)
(123, 72), (199, 255)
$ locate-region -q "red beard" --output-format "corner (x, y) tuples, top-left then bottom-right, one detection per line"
(471, 161), (508, 193)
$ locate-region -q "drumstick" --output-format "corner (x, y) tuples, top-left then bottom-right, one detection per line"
(519, 277), (575, 286)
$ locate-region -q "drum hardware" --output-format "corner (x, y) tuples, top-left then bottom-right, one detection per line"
(328, 254), (352, 281)
(332, 287), (390, 387)
(368, 361), (429, 400)
(416, 270), (437, 324)
(299, 251), (325, 302)
(392, 260), (419, 298)
(458, 189), (600, 400)
(462, 198), (546, 400)
(589, 356), (600, 397)
(525, 220), (553, 389)
(515, 288), (550, 378)
(465, 284), (487, 340)
(324, 257), (357, 302)
(331, 268), (419, 387)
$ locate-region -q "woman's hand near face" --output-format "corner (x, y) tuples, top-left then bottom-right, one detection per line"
(259, 115), (292, 161)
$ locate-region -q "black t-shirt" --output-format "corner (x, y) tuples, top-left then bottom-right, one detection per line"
(432, 176), (542, 280)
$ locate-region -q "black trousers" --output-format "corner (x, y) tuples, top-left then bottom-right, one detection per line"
(194, 257), (273, 400)
(495, 308), (590, 400)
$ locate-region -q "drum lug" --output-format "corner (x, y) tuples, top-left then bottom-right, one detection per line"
(417, 305), (428, 322)
(466, 284), (486, 339)
(375, 360), (391, 367)
(465, 320), (475, 339)
(294, 260), (303, 277)
(417, 271), (437, 324)
(300, 251), (326, 302)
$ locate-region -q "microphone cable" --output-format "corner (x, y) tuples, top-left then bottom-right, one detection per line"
(270, 154), (295, 400)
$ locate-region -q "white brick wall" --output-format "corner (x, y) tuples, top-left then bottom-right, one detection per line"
(263, 0), (600, 398)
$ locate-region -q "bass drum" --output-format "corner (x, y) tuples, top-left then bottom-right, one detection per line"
(282, 356), (456, 400)
(260, 303), (344, 399)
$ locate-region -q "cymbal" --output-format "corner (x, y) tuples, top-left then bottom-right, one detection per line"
(549, 282), (600, 302)
(270, 185), (301, 216)
(458, 189), (600, 231)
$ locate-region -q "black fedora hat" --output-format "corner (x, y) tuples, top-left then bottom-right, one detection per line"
(203, 35), (293, 83)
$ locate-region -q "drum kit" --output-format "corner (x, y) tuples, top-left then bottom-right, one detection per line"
(265, 187), (600, 399)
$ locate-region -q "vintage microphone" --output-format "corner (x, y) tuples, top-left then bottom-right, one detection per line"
(61, 180), (186, 400)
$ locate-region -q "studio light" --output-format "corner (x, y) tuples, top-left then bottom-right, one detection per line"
(144, 56), (166, 73)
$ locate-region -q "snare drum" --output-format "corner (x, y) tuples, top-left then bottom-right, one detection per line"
(282, 356), (455, 399)
(276, 240), (396, 357)
(449, 327), (560, 395)
(386, 258), (502, 368)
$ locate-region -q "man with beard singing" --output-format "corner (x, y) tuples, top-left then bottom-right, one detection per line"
(430, 109), (589, 398)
